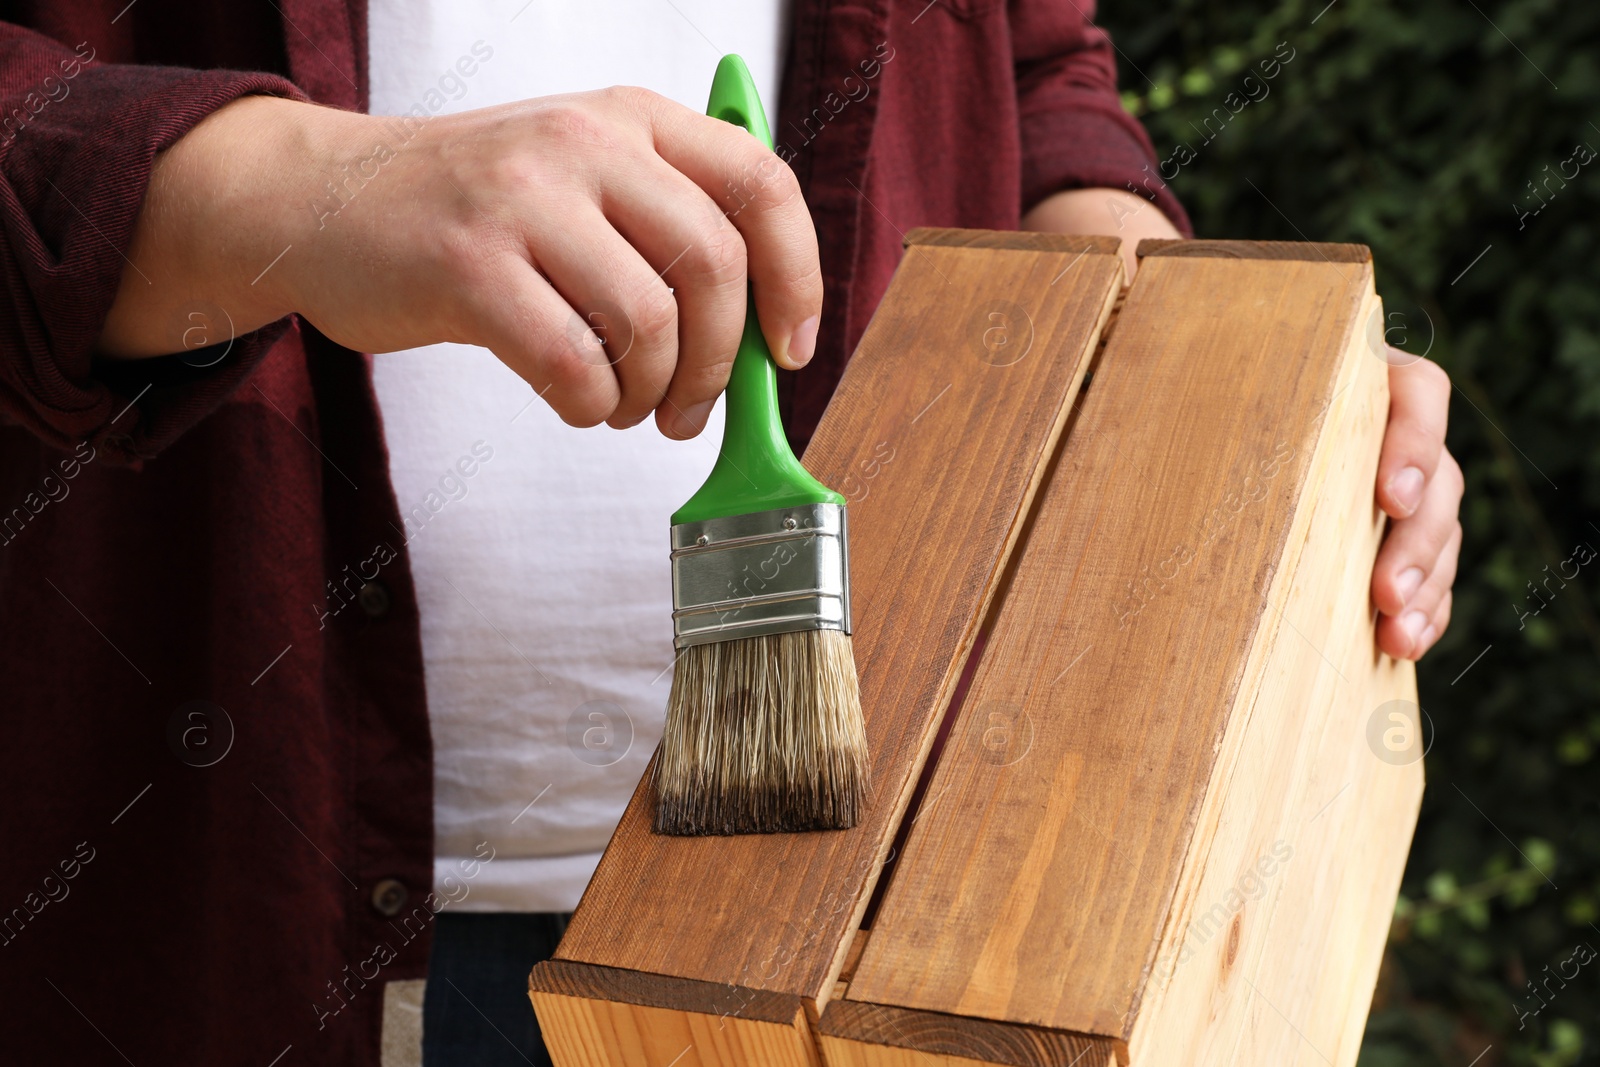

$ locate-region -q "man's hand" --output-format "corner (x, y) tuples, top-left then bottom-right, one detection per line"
(1023, 188), (1462, 660)
(100, 90), (823, 440)
(1371, 352), (1460, 660)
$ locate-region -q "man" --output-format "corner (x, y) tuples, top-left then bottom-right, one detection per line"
(0, 2), (1459, 1064)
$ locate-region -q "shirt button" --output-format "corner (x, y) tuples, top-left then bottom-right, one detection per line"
(358, 580), (391, 619)
(371, 878), (408, 917)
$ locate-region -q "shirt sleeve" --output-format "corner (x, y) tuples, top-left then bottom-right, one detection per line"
(1010, 0), (1193, 236)
(0, 22), (308, 463)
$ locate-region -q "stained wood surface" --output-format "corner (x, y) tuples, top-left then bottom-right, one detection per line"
(907, 228), (1123, 254)
(530, 960), (806, 1026)
(818, 1001), (1121, 1067)
(552, 232), (1126, 1011)
(847, 246), (1381, 1037)
(817, 1040), (1104, 1067)
(530, 989), (818, 1067)
(1136, 238), (1372, 263)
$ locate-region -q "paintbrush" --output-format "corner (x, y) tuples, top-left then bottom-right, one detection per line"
(652, 54), (867, 836)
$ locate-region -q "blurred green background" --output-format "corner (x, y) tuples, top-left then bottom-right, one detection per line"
(1095, 0), (1600, 1062)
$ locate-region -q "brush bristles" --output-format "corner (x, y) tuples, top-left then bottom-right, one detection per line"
(653, 629), (868, 836)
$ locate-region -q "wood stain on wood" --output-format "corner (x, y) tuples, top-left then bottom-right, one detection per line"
(530, 233), (1421, 1067)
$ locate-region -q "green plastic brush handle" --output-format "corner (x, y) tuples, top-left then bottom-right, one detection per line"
(671, 54), (844, 525)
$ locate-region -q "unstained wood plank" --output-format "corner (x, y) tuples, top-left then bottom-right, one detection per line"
(1123, 286), (1423, 1065)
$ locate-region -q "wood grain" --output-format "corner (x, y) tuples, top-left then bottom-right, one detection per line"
(846, 250), (1380, 1037)
(1122, 288), (1423, 1066)
(907, 228), (1124, 255)
(1136, 238), (1372, 263)
(534, 233), (1418, 1067)
(817, 1039), (1103, 1067)
(530, 960), (806, 1026)
(1303, 655), (1422, 1067)
(551, 233), (1126, 1014)
(530, 989), (819, 1067)
(818, 1001), (1122, 1067)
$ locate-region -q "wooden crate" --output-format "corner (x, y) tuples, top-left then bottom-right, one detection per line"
(529, 231), (1423, 1067)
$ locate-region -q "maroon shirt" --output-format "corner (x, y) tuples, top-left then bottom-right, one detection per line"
(0, 2), (1187, 1064)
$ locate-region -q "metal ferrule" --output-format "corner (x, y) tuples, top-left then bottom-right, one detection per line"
(670, 503), (851, 650)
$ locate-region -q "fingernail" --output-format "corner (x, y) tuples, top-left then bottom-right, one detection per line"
(1400, 610), (1428, 648)
(1396, 566), (1425, 603)
(1418, 624), (1438, 653)
(788, 315), (819, 367)
(671, 399), (715, 438)
(1387, 466), (1424, 515)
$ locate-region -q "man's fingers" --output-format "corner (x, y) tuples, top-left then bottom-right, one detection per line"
(1375, 509), (1460, 661)
(442, 88), (821, 432)
(466, 257), (621, 427)
(603, 158), (749, 438)
(1418, 591), (1452, 657)
(1376, 521), (1460, 657)
(1372, 351), (1461, 660)
(524, 204), (680, 430)
(1373, 447), (1463, 617)
(648, 101), (823, 371)
(1412, 523), (1462, 622)
(1379, 580), (1454, 661)
(1378, 353), (1452, 517)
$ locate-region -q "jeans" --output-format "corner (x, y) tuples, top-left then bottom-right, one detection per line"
(422, 911), (568, 1066)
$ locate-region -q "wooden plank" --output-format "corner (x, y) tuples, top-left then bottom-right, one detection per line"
(530, 989), (819, 1067)
(907, 228), (1123, 254)
(549, 232), (1127, 1019)
(530, 960), (807, 1025)
(1136, 238), (1372, 263)
(1219, 655), (1422, 1067)
(817, 1040), (1102, 1067)
(847, 246), (1380, 1038)
(1305, 657), (1422, 1066)
(1123, 289), (1423, 1065)
(818, 1002), (1122, 1067)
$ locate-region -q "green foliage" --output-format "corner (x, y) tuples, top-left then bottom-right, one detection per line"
(1097, 0), (1600, 1061)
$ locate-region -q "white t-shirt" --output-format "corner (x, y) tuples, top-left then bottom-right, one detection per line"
(367, 2), (789, 911)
